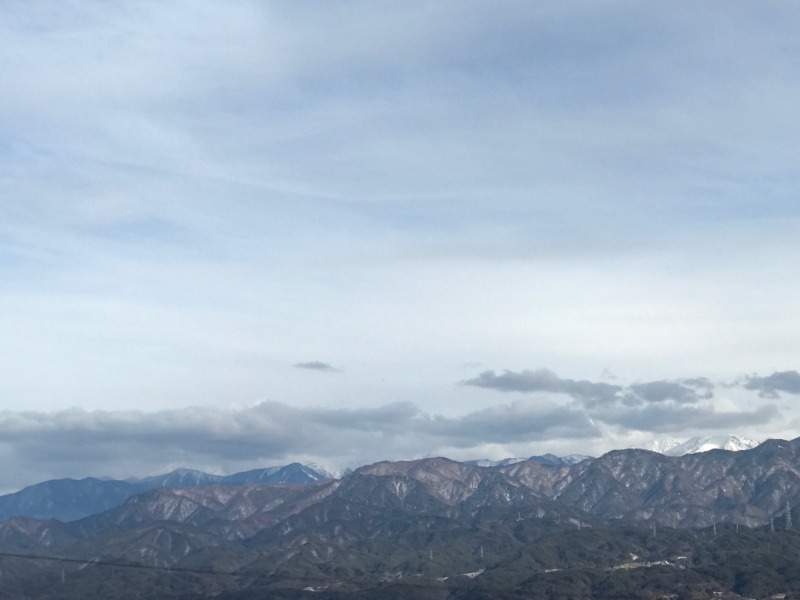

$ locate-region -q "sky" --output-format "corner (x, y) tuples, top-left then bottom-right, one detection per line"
(2, 1), (800, 491)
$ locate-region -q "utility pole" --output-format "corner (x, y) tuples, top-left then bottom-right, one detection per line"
(712, 522), (717, 536)
(786, 503), (793, 530)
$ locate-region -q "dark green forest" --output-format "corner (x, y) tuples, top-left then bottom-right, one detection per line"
(2, 515), (799, 599)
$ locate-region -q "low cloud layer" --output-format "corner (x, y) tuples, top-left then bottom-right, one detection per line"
(0, 400), (598, 491)
(0, 363), (784, 492)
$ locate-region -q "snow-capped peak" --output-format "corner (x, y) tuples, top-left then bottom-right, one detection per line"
(644, 435), (759, 456)
(303, 463), (347, 479)
(645, 438), (682, 454)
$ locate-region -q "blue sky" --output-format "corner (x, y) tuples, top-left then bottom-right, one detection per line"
(2, 1), (800, 490)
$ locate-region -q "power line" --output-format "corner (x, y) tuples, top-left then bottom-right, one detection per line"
(0, 550), (237, 577)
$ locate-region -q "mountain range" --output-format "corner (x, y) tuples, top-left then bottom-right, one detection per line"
(0, 437), (799, 598)
(2, 436), (798, 598)
(0, 434), (760, 524)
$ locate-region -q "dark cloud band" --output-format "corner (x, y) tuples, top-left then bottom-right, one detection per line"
(461, 369), (621, 406)
(462, 369), (714, 406)
(743, 370), (800, 398)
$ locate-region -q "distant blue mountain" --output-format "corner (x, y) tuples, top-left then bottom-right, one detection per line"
(464, 454), (593, 468)
(0, 463), (332, 522)
(528, 453), (593, 466)
(0, 477), (149, 522)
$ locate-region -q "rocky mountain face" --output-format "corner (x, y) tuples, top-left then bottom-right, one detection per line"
(347, 440), (800, 529)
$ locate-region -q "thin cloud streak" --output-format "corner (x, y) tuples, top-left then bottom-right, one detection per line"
(294, 361), (339, 372)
